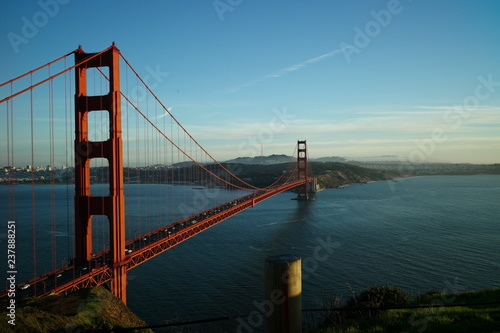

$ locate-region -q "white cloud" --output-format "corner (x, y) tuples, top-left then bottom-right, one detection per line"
(178, 105), (500, 163)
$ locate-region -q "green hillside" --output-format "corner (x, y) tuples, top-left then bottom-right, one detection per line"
(311, 162), (398, 189)
(220, 161), (399, 189)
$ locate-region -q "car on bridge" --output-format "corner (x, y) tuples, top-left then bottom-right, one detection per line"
(19, 284), (30, 290)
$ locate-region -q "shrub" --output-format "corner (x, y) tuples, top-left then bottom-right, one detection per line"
(323, 284), (412, 326)
(345, 284), (412, 310)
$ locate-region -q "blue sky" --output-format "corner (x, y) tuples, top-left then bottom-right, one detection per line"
(1, 0), (499, 164)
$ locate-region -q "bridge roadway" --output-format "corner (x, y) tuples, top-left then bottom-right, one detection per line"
(1, 179), (311, 300)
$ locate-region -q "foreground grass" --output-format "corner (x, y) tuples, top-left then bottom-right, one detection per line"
(310, 288), (500, 333)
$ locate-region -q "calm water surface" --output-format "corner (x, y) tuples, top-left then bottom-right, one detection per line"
(128, 175), (500, 332)
(1, 175), (499, 332)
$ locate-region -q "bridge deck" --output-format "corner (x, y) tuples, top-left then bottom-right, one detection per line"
(1, 179), (312, 300)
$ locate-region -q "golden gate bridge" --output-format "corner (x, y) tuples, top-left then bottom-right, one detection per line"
(1, 43), (314, 304)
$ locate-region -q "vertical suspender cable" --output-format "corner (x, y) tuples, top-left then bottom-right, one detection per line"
(92, 65), (99, 256)
(170, 117), (174, 225)
(142, 81), (148, 238)
(189, 136), (192, 196)
(64, 57), (71, 263)
(163, 102), (168, 228)
(5, 99), (9, 174)
(182, 131), (186, 214)
(95, 69), (100, 256)
(29, 75), (37, 281)
(125, 63), (131, 242)
(8, 83), (15, 221)
(154, 98), (160, 229)
(49, 65), (57, 272)
(145, 88), (150, 235)
(69, 65), (75, 260)
(6, 94), (12, 220)
(100, 57), (106, 258)
(179, 123), (182, 215)
(10, 85), (14, 171)
(5, 98), (9, 217)
(135, 74), (141, 238)
(84, 64), (92, 263)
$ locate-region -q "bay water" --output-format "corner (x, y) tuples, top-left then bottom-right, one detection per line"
(1, 175), (499, 332)
(127, 175), (500, 332)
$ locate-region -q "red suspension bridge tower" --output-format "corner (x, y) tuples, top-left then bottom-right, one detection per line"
(0, 43), (318, 305)
(296, 140), (310, 200)
(74, 44), (127, 303)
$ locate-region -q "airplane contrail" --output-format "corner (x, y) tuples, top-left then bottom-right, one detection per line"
(222, 47), (346, 93)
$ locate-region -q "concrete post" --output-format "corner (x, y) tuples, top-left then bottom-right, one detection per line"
(265, 254), (302, 333)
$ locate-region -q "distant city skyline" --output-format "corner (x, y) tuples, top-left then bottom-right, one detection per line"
(1, 1), (499, 165)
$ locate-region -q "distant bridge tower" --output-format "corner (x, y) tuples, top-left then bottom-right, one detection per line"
(74, 44), (127, 303)
(296, 140), (309, 200)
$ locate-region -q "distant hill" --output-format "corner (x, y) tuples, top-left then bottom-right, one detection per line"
(224, 155), (350, 165)
(347, 155), (401, 162)
(218, 161), (398, 189)
(224, 154), (294, 165)
(311, 156), (349, 163)
(348, 161), (500, 176)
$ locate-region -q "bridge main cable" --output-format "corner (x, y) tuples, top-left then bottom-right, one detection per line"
(119, 53), (266, 191)
(0, 51), (74, 88)
(119, 88), (261, 191)
(0, 45), (114, 104)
